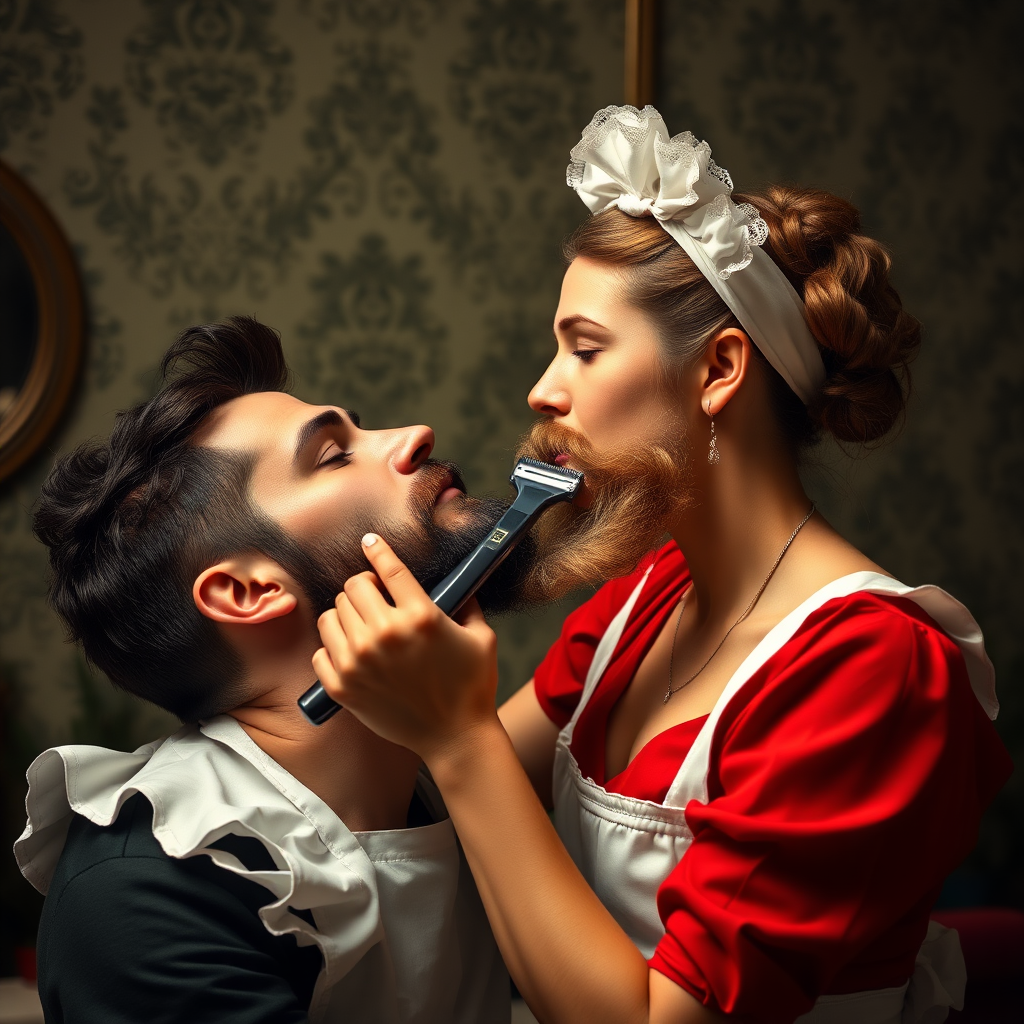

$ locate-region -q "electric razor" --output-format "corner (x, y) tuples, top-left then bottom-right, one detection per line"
(297, 457), (583, 726)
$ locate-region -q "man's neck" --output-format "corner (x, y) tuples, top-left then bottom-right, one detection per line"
(229, 685), (423, 833)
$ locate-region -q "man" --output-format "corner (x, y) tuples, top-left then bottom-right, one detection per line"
(15, 316), (526, 1023)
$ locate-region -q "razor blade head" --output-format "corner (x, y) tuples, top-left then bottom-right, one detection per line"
(511, 457), (583, 495)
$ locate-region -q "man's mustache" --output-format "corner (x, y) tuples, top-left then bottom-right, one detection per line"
(408, 459), (469, 514)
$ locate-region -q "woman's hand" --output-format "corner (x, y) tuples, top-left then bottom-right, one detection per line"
(315, 539), (716, 1024)
(312, 533), (499, 760)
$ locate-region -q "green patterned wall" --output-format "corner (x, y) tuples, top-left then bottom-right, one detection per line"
(0, 0), (623, 737)
(0, 0), (1020, 959)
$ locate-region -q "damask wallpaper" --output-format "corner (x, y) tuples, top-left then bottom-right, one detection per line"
(0, 0), (1020, 964)
(0, 0), (624, 957)
(0, 0), (622, 713)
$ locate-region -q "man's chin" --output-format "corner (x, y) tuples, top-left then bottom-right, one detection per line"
(430, 490), (479, 525)
(386, 492), (512, 598)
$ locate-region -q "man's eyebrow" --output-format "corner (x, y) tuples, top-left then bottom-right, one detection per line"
(556, 314), (609, 333)
(293, 409), (345, 463)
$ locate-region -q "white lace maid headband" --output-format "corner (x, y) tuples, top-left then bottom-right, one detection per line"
(567, 105), (826, 405)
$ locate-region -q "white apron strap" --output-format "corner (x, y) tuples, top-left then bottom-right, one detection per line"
(903, 920), (966, 1023)
(664, 572), (997, 809)
(560, 565), (653, 746)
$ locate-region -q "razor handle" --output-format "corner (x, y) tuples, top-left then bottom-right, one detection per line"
(298, 459), (581, 726)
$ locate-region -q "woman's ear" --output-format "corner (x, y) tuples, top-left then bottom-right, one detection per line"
(699, 327), (753, 417)
(193, 556), (299, 625)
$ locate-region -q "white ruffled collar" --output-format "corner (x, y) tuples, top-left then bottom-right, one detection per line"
(15, 715), (456, 992)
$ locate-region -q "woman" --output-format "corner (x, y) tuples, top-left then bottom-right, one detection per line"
(313, 107), (1012, 1023)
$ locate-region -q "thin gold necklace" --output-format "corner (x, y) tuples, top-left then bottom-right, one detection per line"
(664, 505), (816, 704)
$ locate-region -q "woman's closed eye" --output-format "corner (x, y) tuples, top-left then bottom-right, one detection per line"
(572, 348), (601, 364)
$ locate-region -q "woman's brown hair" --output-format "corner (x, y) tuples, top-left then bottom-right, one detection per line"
(562, 187), (921, 448)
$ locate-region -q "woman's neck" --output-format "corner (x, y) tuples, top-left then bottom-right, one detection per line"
(667, 440), (812, 627)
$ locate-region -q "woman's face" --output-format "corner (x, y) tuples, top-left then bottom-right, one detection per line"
(529, 257), (681, 456)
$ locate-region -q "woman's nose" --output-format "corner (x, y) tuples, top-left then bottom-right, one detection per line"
(528, 362), (570, 417)
(392, 424), (435, 474)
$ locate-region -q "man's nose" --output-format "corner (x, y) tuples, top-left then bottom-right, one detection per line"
(528, 361), (570, 417)
(391, 424), (435, 474)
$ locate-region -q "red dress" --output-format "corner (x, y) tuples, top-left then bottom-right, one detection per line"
(534, 542), (1012, 1020)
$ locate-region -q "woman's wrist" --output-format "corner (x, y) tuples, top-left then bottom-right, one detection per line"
(424, 713), (509, 792)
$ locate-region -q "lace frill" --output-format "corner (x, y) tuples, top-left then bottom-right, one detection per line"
(566, 104), (769, 281)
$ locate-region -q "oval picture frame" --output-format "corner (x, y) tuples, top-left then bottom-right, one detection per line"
(0, 160), (84, 483)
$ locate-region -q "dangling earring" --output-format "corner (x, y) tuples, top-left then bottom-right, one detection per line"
(707, 399), (720, 465)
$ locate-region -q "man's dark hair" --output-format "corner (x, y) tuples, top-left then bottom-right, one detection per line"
(34, 317), (327, 723)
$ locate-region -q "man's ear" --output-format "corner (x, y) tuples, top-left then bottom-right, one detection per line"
(699, 327), (753, 417)
(193, 556), (299, 625)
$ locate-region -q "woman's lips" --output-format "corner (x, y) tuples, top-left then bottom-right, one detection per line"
(544, 454), (591, 506)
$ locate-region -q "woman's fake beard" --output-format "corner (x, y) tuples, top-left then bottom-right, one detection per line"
(513, 417), (695, 604)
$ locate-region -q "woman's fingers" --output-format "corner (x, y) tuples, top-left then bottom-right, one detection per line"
(456, 597), (499, 661)
(359, 533), (434, 608)
(311, 645), (342, 698)
(315, 600), (368, 704)
(341, 569), (391, 628)
(317, 601), (349, 652)
(456, 597), (492, 637)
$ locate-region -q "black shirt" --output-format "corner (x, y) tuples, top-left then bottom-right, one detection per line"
(37, 793), (322, 1023)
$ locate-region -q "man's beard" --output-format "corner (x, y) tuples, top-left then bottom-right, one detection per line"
(289, 415), (693, 620)
(511, 417), (695, 604)
(292, 460), (537, 617)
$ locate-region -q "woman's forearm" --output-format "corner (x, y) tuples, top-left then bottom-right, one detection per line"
(430, 715), (648, 1023)
(428, 717), (716, 1024)
(311, 541), (716, 1022)
(497, 680), (560, 809)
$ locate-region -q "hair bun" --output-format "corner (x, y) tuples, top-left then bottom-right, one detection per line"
(739, 186), (922, 444)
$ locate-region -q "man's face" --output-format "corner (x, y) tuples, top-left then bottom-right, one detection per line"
(196, 391), (521, 612)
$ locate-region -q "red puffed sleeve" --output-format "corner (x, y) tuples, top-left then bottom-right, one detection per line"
(650, 594), (1013, 1023)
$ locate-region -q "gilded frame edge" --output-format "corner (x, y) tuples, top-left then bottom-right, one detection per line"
(0, 160), (85, 483)
(624, 0), (658, 108)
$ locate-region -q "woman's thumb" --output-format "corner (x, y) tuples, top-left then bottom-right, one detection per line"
(455, 596), (488, 630)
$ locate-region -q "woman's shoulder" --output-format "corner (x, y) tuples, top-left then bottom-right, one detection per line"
(798, 583), (972, 668)
(707, 579), (1011, 803)
(726, 582), (988, 748)
(813, 584), (954, 628)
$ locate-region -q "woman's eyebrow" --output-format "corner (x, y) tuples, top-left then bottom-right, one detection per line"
(292, 409), (345, 464)
(557, 314), (609, 333)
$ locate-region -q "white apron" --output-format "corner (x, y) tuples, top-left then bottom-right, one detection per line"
(553, 569), (998, 1024)
(16, 715), (509, 1024)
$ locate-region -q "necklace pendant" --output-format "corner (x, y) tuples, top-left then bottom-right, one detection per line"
(663, 689), (671, 704)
